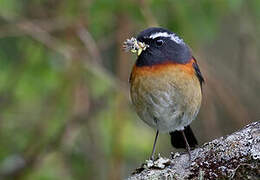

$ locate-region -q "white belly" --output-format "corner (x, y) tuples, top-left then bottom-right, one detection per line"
(131, 86), (198, 132)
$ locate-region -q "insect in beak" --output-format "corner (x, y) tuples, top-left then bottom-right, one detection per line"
(123, 37), (149, 56)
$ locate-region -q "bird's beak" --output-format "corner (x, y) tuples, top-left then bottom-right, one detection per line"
(123, 37), (149, 56)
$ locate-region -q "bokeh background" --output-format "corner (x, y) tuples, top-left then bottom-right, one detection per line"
(0, 0), (259, 179)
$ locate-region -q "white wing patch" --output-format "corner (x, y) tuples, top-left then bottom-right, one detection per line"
(149, 32), (184, 44)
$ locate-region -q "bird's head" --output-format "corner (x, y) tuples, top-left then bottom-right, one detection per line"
(123, 27), (191, 67)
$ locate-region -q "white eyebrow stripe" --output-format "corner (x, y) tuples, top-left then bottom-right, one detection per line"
(149, 32), (184, 44)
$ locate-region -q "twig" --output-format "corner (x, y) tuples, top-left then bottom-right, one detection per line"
(76, 24), (103, 64)
(1, 18), (129, 96)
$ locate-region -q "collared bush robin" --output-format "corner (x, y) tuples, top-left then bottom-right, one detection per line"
(123, 27), (204, 160)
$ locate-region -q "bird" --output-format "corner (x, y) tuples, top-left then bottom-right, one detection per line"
(123, 27), (204, 160)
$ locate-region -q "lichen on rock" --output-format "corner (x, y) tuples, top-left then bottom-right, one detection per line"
(127, 122), (260, 180)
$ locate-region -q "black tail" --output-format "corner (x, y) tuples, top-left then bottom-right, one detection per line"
(169, 126), (198, 149)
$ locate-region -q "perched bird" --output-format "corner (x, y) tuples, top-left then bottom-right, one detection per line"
(123, 27), (204, 160)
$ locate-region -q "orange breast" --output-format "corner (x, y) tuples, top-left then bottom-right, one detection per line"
(129, 59), (196, 84)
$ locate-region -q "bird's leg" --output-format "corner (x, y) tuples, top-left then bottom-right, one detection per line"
(181, 130), (191, 160)
(150, 130), (159, 161)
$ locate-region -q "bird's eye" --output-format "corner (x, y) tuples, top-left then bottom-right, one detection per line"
(155, 39), (164, 47)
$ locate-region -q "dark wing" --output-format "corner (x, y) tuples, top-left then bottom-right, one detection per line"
(192, 57), (204, 88)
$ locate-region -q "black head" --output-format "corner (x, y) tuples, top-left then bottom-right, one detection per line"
(135, 27), (191, 67)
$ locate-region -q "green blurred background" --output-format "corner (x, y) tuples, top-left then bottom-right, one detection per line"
(0, 0), (259, 179)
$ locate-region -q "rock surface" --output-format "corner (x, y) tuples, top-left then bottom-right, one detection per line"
(127, 122), (260, 180)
